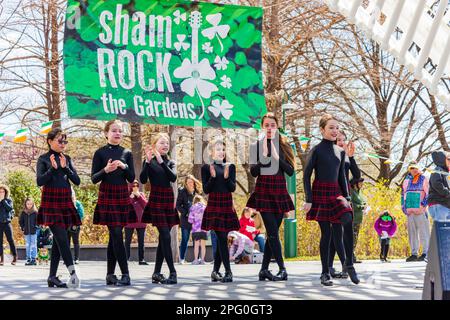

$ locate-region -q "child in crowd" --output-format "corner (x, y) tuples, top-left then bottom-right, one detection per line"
(188, 195), (208, 265)
(228, 230), (254, 264)
(239, 207), (265, 253)
(19, 197), (38, 266)
(374, 210), (398, 263)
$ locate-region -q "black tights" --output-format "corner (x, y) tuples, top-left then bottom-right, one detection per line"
(261, 212), (285, 271)
(107, 226), (129, 276)
(213, 231), (231, 273)
(49, 225), (74, 277)
(318, 221), (347, 275)
(328, 218), (354, 268)
(154, 227), (176, 274)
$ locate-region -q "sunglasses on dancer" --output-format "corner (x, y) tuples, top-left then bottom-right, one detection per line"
(57, 139), (68, 145)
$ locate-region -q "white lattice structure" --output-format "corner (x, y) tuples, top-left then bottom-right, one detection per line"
(325, 0), (450, 107)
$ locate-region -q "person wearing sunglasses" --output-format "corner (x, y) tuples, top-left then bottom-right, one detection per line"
(401, 161), (430, 262)
(428, 151), (450, 223)
(124, 180), (148, 265)
(374, 211), (398, 262)
(36, 128), (81, 288)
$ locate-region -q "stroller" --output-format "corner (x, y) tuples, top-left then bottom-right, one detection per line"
(36, 226), (53, 264)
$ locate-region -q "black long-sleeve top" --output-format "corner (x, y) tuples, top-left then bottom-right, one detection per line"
(345, 155), (361, 182)
(303, 139), (349, 203)
(36, 150), (80, 188)
(201, 162), (236, 194)
(91, 144), (135, 185)
(139, 156), (177, 187)
(249, 139), (294, 177)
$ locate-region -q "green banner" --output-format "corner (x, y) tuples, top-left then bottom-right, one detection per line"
(64, 0), (265, 129)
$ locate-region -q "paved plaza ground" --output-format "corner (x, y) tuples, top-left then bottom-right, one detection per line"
(0, 259), (426, 300)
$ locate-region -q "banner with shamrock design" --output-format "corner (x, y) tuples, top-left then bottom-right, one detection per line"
(64, 0), (265, 129)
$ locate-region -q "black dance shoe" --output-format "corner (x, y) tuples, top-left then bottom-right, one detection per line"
(258, 269), (281, 281)
(221, 271), (233, 283)
(115, 274), (131, 286)
(47, 276), (68, 288)
(152, 272), (166, 284)
(276, 268), (288, 281)
(106, 274), (119, 285)
(320, 273), (333, 286)
(211, 271), (223, 282)
(161, 272), (177, 285)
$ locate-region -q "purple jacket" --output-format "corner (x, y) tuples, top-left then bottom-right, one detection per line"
(126, 192), (147, 229)
(374, 217), (397, 237)
(188, 203), (206, 233)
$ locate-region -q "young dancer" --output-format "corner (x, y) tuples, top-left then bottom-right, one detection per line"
(247, 112), (295, 281)
(36, 128), (81, 288)
(92, 119), (137, 286)
(140, 133), (179, 285)
(303, 114), (360, 286)
(201, 138), (239, 283)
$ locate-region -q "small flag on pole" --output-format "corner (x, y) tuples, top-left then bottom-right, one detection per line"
(13, 128), (29, 143)
(299, 136), (310, 151)
(384, 159), (393, 164)
(0, 133), (4, 145)
(39, 121), (53, 135)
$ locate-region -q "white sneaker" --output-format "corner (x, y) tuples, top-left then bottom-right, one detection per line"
(199, 259), (206, 265)
(179, 259), (186, 265)
(192, 259), (200, 265)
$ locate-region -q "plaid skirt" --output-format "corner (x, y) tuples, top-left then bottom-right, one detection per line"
(202, 192), (240, 232)
(246, 174), (294, 214)
(37, 187), (81, 229)
(93, 183), (137, 227)
(306, 180), (353, 223)
(142, 186), (179, 228)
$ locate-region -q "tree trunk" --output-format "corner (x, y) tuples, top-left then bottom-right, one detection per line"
(130, 122), (143, 184)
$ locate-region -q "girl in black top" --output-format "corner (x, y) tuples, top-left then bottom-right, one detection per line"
(329, 130), (361, 278)
(91, 120), (136, 287)
(303, 114), (359, 286)
(247, 112), (295, 282)
(176, 175), (203, 264)
(140, 132), (179, 285)
(201, 138), (239, 283)
(36, 128), (80, 288)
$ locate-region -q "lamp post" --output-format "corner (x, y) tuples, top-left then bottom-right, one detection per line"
(281, 101), (297, 258)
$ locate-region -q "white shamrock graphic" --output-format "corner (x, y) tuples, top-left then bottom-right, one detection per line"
(173, 10), (187, 25)
(214, 56), (229, 70)
(202, 42), (214, 54)
(208, 99), (234, 120)
(174, 58), (218, 120)
(202, 13), (230, 52)
(220, 75), (232, 88)
(174, 34), (190, 51)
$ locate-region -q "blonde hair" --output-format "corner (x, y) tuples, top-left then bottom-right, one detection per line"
(0, 184), (10, 199)
(193, 194), (206, 205)
(184, 175), (203, 194)
(319, 113), (337, 129)
(23, 197), (37, 213)
(241, 207), (253, 218)
(208, 137), (226, 162)
(151, 132), (170, 147)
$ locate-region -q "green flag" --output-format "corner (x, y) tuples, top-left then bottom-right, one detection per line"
(64, 0), (265, 129)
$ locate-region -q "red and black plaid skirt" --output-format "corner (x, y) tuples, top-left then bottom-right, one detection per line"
(37, 187), (81, 229)
(202, 192), (240, 232)
(246, 174), (294, 214)
(306, 180), (353, 223)
(142, 186), (179, 228)
(93, 183), (137, 227)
